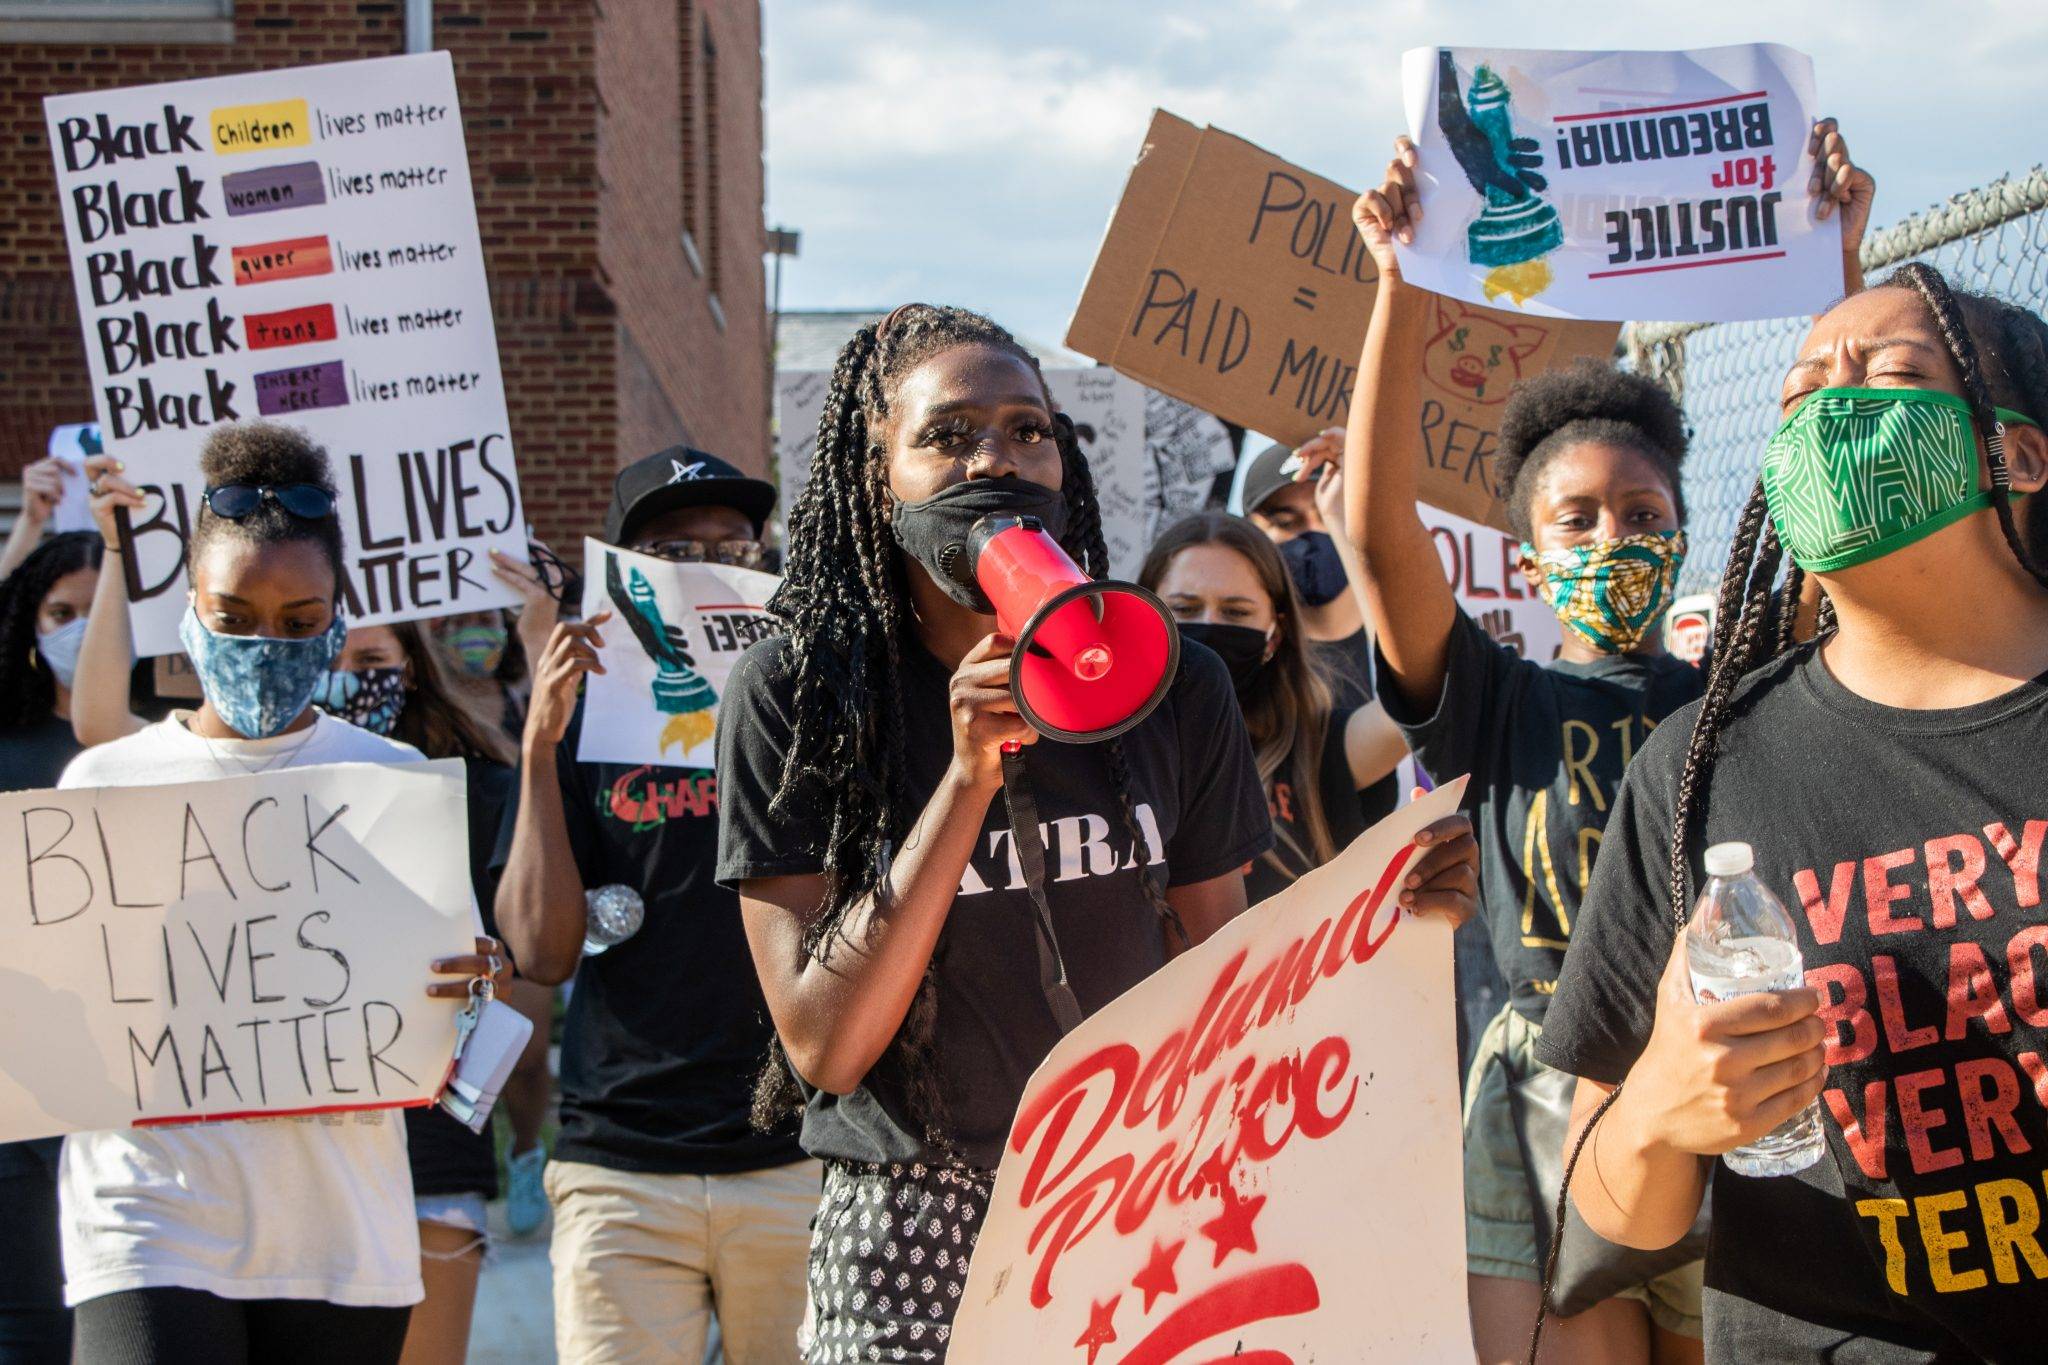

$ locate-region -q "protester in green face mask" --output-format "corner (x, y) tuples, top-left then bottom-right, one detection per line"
(1764, 387), (2041, 572)
(1539, 267), (2048, 1365)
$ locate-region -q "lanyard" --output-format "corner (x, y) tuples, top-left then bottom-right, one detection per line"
(999, 746), (1084, 1034)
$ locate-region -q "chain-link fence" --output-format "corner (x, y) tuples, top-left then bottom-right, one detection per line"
(1626, 168), (2048, 594)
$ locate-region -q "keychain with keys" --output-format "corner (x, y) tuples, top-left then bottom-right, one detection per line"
(439, 975), (535, 1134)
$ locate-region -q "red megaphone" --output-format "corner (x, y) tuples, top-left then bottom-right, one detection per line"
(966, 515), (1180, 743)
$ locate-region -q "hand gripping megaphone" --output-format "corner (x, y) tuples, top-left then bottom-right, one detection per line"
(963, 514), (1180, 743)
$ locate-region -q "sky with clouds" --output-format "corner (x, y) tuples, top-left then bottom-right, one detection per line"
(763, 0), (2042, 352)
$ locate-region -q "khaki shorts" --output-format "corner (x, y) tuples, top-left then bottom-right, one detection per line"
(1464, 1004), (1703, 1338)
(547, 1157), (823, 1365)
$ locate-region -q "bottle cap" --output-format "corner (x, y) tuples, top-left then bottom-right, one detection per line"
(1704, 842), (1754, 878)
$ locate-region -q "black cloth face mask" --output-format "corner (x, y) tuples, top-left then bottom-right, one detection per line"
(1177, 621), (1271, 696)
(1279, 531), (1348, 608)
(890, 475), (1071, 613)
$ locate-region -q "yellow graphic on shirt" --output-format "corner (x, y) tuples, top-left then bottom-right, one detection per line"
(1520, 790), (1572, 950)
(1519, 714), (1659, 950)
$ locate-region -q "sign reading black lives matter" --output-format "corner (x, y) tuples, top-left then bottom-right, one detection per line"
(0, 761), (480, 1143)
(44, 53), (529, 656)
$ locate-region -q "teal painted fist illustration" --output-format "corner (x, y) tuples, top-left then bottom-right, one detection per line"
(1436, 50), (1563, 302)
(606, 551), (718, 755)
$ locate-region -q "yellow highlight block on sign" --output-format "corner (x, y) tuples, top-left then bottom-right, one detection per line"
(210, 99), (310, 155)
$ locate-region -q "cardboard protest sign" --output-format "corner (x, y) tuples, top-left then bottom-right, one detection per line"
(575, 539), (779, 769)
(1067, 111), (1617, 530)
(0, 759), (479, 1143)
(44, 53), (528, 657)
(1395, 44), (1838, 321)
(951, 778), (1473, 1363)
(45, 423), (102, 533)
(1422, 502), (1563, 662)
(772, 367), (1200, 580)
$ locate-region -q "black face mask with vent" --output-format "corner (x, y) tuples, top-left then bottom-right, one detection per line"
(889, 475), (1071, 613)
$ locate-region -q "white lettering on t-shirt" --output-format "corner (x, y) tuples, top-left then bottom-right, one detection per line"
(956, 803), (1164, 899)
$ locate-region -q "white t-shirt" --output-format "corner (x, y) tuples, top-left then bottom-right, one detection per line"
(57, 712), (430, 1309)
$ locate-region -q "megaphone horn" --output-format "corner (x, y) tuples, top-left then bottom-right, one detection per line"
(967, 514), (1180, 744)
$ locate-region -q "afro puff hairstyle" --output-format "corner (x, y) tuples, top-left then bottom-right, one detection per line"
(185, 421), (346, 588)
(1496, 360), (1689, 541)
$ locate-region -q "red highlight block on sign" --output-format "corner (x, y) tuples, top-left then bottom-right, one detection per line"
(245, 303), (337, 351)
(232, 236), (332, 286)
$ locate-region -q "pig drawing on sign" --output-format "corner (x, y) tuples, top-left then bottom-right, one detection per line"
(1422, 297), (1546, 405)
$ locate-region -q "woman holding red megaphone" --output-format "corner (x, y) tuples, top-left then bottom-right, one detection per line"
(717, 303), (1480, 1361)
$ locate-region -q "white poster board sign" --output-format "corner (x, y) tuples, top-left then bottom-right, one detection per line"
(44, 53), (528, 656)
(0, 759), (479, 1143)
(45, 422), (102, 533)
(1421, 503), (1563, 663)
(1395, 43), (1837, 321)
(952, 779), (1472, 1362)
(773, 368), (1227, 580)
(575, 538), (779, 769)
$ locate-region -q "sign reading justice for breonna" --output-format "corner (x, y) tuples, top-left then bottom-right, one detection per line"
(44, 53), (530, 656)
(1394, 44), (1840, 322)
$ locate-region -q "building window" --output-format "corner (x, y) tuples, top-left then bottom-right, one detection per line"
(0, 0), (232, 41)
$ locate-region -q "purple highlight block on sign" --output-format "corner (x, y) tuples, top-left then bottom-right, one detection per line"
(222, 160), (326, 217)
(255, 360), (347, 415)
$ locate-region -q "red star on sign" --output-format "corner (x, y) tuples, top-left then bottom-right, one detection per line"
(1199, 1182), (1266, 1267)
(1075, 1293), (1120, 1364)
(1131, 1237), (1185, 1312)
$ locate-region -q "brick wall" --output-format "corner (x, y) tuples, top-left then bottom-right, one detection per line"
(596, 0), (767, 477)
(0, 0), (766, 550)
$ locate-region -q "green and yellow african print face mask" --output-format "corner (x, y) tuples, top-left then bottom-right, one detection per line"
(1762, 387), (2036, 573)
(1521, 530), (1687, 654)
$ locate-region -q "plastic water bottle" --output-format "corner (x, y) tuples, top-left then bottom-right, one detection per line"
(583, 884), (645, 957)
(1686, 841), (1825, 1178)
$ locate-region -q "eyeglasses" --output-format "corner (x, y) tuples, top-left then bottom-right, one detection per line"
(637, 538), (766, 569)
(203, 483), (337, 521)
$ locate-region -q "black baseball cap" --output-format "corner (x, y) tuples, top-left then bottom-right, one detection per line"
(603, 446), (777, 544)
(1237, 440), (1303, 516)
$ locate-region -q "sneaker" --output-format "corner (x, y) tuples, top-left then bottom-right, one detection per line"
(506, 1146), (548, 1239)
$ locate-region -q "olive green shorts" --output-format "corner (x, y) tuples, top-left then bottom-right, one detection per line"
(1463, 1003), (1703, 1338)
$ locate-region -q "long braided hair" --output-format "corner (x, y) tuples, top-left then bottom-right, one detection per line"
(1529, 263), (2048, 1361)
(753, 303), (1184, 1148)
(0, 531), (103, 729)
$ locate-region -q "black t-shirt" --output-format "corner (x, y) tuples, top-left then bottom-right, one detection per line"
(715, 636), (1272, 1171)
(1248, 705), (1371, 906)
(1312, 628), (1401, 835)
(0, 716), (79, 794)
(1537, 645), (2048, 1363)
(0, 717), (80, 1177)
(405, 757), (513, 1199)
(491, 701), (802, 1175)
(1313, 627), (1375, 709)
(1378, 608), (1701, 1022)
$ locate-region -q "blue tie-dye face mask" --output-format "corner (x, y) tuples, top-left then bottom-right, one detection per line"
(179, 606), (346, 739)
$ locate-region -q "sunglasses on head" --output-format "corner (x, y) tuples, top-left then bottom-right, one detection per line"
(202, 483), (337, 521)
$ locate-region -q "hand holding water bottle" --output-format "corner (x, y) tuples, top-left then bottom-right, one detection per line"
(1686, 842), (1828, 1176)
(1621, 875), (1828, 1164)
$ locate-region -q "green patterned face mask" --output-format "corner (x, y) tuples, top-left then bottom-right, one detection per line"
(1521, 530), (1687, 654)
(1762, 387), (2036, 573)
